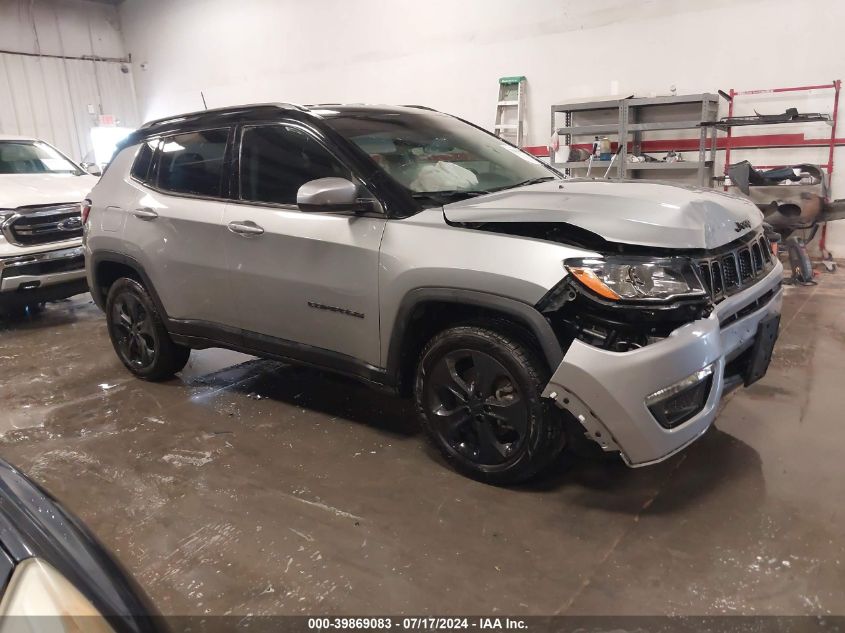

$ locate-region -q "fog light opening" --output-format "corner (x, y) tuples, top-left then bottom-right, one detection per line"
(645, 364), (714, 429)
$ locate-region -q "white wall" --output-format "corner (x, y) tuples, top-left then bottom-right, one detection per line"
(119, 0), (845, 250)
(0, 0), (139, 161)
(0, 0), (125, 58)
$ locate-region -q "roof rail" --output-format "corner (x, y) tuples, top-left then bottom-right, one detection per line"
(139, 102), (308, 130)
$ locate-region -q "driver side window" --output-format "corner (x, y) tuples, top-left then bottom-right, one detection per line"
(239, 124), (351, 205)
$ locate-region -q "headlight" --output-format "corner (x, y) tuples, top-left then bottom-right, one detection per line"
(565, 256), (706, 302)
(0, 558), (111, 622)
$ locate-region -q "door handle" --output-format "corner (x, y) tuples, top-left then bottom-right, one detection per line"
(133, 207), (158, 220)
(227, 220), (265, 236)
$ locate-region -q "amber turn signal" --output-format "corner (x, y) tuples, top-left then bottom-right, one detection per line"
(566, 266), (621, 300)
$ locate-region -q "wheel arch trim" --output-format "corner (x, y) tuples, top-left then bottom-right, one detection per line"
(385, 287), (564, 381)
(88, 250), (169, 319)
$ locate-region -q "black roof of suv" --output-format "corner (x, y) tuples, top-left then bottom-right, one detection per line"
(128, 103), (442, 145)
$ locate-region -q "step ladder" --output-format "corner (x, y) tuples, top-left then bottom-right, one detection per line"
(494, 76), (526, 147)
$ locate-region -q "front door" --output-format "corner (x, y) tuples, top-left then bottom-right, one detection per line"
(223, 123), (386, 367)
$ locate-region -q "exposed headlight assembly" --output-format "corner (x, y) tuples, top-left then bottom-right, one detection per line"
(565, 256), (706, 302)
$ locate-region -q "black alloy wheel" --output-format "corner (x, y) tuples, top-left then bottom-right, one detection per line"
(415, 325), (564, 484)
(105, 278), (191, 381)
(425, 349), (527, 465)
(111, 292), (157, 370)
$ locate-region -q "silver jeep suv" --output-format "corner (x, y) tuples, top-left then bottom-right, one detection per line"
(84, 104), (783, 484)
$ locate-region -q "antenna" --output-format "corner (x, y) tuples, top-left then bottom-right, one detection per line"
(200, 92), (208, 110)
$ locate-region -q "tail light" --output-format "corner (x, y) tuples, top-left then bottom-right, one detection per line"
(81, 199), (92, 224)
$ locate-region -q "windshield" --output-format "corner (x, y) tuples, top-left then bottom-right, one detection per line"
(322, 109), (558, 205)
(0, 141), (82, 175)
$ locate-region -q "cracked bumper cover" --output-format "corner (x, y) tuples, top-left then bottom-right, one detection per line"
(542, 261), (783, 467)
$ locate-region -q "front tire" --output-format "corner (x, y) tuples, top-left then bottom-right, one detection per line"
(414, 325), (564, 485)
(105, 278), (190, 381)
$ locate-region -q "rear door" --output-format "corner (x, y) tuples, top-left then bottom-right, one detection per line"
(122, 128), (238, 327)
(222, 122), (386, 366)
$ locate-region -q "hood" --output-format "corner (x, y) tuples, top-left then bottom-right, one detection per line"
(0, 173), (98, 209)
(443, 180), (764, 250)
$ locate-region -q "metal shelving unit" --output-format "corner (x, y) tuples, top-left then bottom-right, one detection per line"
(550, 93), (721, 186)
(554, 160), (713, 170)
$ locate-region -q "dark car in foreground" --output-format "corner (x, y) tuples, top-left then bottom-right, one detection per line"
(0, 458), (163, 632)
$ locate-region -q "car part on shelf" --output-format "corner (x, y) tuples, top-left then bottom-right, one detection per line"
(727, 161), (824, 197)
(719, 108), (831, 127)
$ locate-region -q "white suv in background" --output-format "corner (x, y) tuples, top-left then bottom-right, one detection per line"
(0, 135), (97, 314)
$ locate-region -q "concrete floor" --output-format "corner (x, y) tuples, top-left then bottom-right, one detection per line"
(0, 274), (843, 617)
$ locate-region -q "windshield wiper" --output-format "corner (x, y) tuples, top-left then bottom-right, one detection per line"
(495, 176), (557, 191)
(412, 190), (492, 204)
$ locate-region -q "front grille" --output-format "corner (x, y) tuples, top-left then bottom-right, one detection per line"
(711, 261), (724, 295)
(722, 255), (739, 288)
(3, 204), (82, 246)
(738, 249), (752, 281)
(695, 230), (774, 303)
(751, 241), (764, 271)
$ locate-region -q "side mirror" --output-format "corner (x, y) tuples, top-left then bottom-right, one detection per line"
(297, 177), (366, 213)
(80, 162), (102, 176)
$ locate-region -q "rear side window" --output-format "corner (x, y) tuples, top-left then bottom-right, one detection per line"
(157, 129), (229, 197)
(130, 140), (157, 183)
(239, 124), (351, 205)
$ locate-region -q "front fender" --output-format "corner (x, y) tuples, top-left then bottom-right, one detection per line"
(384, 287), (563, 384)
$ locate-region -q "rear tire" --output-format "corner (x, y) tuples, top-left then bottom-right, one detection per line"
(105, 278), (190, 381)
(0, 303), (44, 320)
(414, 325), (564, 485)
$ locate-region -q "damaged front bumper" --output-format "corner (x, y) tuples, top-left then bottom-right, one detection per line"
(542, 261), (783, 467)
